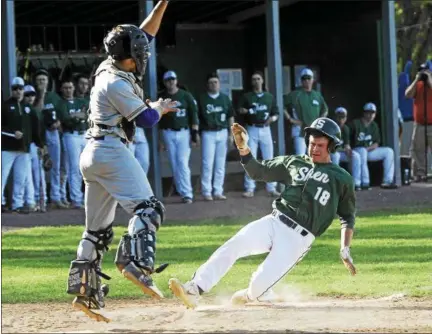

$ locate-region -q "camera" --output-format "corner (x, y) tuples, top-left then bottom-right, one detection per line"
(417, 63), (429, 82)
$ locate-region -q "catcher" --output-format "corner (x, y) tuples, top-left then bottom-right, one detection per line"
(66, 0), (176, 323)
(169, 117), (357, 308)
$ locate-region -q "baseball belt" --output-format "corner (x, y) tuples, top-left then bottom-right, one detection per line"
(271, 210), (310, 237)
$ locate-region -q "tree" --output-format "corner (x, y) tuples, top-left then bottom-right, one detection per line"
(395, 0), (432, 76)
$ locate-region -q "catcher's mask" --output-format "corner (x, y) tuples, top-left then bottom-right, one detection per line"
(304, 117), (342, 153)
(103, 24), (151, 78)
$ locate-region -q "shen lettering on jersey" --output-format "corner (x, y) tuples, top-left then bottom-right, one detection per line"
(293, 166), (330, 184)
(357, 132), (373, 146)
(206, 104), (224, 113)
(249, 103), (268, 114)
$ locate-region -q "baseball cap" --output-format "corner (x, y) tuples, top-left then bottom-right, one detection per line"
(363, 102), (377, 112)
(163, 71), (177, 80)
(35, 68), (49, 77)
(11, 77), (25, 87)
(300, 68), (314, 79)
(335, 107), (348, 115)
(24, 85), (36, 95)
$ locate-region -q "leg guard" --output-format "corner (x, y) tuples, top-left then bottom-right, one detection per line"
(115, 198), (168, 299)
(115, 197), (166, 273)
(67, 225), (113, 322)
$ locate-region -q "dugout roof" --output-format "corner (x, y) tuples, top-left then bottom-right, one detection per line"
(15, 0), (268, 25)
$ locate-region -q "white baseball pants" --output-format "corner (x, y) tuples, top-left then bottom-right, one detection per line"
(191, 211), (315, 300)
(354, 146), (395, 184)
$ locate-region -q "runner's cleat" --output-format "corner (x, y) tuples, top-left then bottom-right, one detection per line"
(168, 278), (199, 309)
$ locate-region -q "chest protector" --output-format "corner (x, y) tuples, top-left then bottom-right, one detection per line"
(91, 59), (146, 142)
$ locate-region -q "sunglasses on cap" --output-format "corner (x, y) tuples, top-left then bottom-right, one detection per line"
(12, 85), (24, 91)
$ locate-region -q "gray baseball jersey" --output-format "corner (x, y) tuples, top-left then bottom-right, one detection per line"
(80, 58), (154, 231)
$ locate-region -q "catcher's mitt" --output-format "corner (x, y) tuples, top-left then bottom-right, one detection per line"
(340, 246), (357, 276)
(42, 153), (53, 171)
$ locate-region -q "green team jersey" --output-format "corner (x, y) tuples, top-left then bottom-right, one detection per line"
(1, 98), (42, 152)
(350, 119), (381, 148)
(158, 89), (199, 130)
(57, 98), (89, 133)
(241, 153), (356, 237)
(238, 92), (278, 125)
(283, 89), (328, 130)
(41, 91), (61, 129)
(197, 92), (234, 130)
(79, 95), (90, 106)
(336, 124), (351, 152)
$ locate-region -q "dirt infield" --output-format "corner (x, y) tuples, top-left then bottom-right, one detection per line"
(2, 183), (432, 333)
(2, 183), (432, 229)
(2, 294), (432, 333)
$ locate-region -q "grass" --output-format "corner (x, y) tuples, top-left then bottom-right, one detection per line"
(2, 210), (432, 304)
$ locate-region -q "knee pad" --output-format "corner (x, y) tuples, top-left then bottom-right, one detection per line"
(134, 196), (166, 230)
(81, 224), (114, 261)
(115, 197), (164, 273)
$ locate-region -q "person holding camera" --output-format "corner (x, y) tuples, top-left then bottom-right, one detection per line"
(405, 64), (432, 182)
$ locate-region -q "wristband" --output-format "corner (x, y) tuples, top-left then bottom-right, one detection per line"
(240, 151), (253, 164)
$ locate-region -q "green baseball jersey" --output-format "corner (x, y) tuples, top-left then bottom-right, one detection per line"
(336, 124), (351, 152)
(241, 153), (356, 237)
(283, 89), (328, 129)
(41, 91), (61, 129)
(1, 98), (43, 152)
(80, 95), (90, 105)
(238, 92), (278, 125)
(350, 119), (381, 148)
(197, 92), (234, 130)
(57, 98), (89, 133)
(158, 89), (199, 130)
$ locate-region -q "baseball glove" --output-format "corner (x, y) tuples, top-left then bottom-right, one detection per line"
(340, 246), (357, 276)
(231, 123), (249, 150)
(42, 153), (53, 171)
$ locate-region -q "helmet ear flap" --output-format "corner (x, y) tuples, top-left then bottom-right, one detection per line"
(328, 141), (336, 154)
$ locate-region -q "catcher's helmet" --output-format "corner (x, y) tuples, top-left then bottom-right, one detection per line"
(103, 24), (150, 77)
(304, 117), (342, 153)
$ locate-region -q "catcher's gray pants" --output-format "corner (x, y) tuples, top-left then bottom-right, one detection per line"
(79, 136), (154, 232)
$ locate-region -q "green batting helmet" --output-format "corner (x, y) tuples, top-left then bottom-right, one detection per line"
(304, 117), (342, 153)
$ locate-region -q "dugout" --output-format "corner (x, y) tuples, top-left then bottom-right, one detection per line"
(3, 0), (401, 199)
